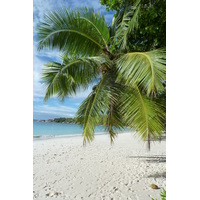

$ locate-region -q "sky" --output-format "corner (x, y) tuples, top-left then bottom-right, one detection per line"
(33, 0), (115, 120)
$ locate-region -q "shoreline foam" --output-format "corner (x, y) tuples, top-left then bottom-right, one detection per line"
(33, 130), (134, 140)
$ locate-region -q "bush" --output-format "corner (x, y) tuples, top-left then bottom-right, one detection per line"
(152, 188), (166, 200)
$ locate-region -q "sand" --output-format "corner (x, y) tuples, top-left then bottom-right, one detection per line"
(33, 132), (166, 200)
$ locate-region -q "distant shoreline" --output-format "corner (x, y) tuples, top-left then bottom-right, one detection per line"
(33, 119), (78, 124)
(33, 116), (108, 125)
(34, 120), (77, 125)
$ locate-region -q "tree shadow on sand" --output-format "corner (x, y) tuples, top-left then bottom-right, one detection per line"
(128, 155), (166, 163)
(128, 155), (166, 179)
(147, 171), (166, 178)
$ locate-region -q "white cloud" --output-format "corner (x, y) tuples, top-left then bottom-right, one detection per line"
(70, 85), (93, 99)
(33, 97), (43, 102)
(33, 42), (60, 98)
(34, 104), (77, 117)
(33, 55), (46, 97)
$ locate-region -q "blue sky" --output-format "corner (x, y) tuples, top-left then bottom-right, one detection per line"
(33, 0), (115, 119)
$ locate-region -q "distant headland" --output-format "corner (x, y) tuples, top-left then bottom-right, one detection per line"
(34, 116), (106, 125)
(33, 118), (77, 124)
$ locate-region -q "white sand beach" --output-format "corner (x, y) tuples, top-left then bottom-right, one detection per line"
(33, 132), (166, 200)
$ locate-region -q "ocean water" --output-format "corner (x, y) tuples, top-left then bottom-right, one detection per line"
(33, 121), (130, 139)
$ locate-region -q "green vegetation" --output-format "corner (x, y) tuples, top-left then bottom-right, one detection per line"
(101, 0), (166, 51)
(37, 0), (166, 149)
(53, 118), (75, 123)
(152, 188), (166, 200)
(48, 117), (107, 125)
(100, 0), (124, 11)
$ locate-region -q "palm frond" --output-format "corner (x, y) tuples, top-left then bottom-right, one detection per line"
(42, 56), (103, 101)
(75, 74), (109, 144)
(119, 85), (166, 150)
(42, 62), (74, 101)
(114, 0), (141, 50)
(75, 71), (120, 144)
(103, 73), (124, 143)
(116, 49), (166, 95)
(37, 7), (110, 56)
(109, 16), (116, 38)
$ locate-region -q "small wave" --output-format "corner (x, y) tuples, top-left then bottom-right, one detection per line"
(33, 135), (55, 140)
(33, 131), (132, 141)
(33, 134), (83, 140)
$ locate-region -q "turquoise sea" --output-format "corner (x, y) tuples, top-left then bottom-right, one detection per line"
(33, 121), (131, 139)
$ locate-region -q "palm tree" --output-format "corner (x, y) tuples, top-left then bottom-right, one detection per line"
(37, 1), (166, 150)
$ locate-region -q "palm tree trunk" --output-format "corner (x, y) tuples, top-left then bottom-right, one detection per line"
(147, 131), (151, 151)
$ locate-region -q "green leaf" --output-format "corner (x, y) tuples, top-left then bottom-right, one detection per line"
(116, 49), (166, 95)
(114, 0), (141, 50)
(37, 7), (110, 56)
(75, 73), (111, 144)
(119, 85), (166, 150)
(75, 71), (121, 144)
(42, 56), (102, 101)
